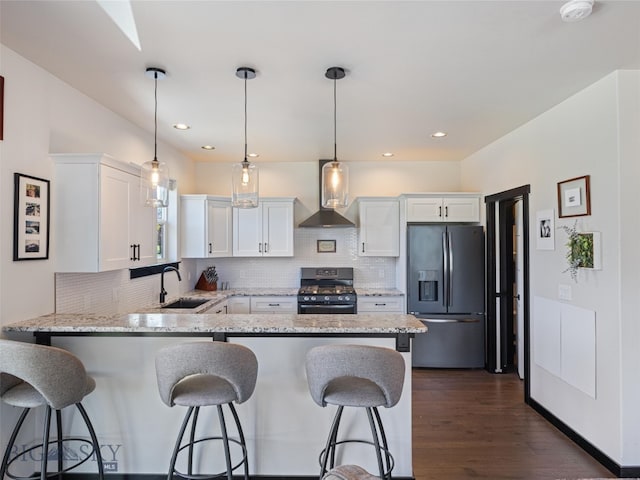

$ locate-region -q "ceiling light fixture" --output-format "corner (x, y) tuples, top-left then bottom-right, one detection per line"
(140, 67), (170, 208)
(382, 152), (394, 158)
(173, 123), (190, 130)
(322, 66), (349, 209)
(431, 131), (447, 138)
(231, 67), (259, 209)
(560, 0), (594, 22)
(201, 145), (215, 150)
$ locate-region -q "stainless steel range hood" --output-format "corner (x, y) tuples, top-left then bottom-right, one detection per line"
(298, 160), (355, 228)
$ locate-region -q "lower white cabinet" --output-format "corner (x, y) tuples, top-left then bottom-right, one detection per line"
(358, 296), (404, 314)
(202, 300), (228, 314)
(250, 296), (297, 314)
(227, 296), (251, 314)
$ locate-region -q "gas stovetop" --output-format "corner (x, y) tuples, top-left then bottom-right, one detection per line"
(298, 267), (356, 305)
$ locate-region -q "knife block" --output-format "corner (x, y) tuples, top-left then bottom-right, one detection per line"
(195, 272), (217, 291)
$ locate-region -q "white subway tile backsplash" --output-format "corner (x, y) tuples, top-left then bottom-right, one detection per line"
(56, 229), (397, 314)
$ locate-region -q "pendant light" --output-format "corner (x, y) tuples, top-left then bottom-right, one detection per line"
(232, 67), (259, 208)
(140, 67), (170, 208)
(322, 66), (349, 209)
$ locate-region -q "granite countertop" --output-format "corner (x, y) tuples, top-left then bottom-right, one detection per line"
(2, 312), (426, 335)
(356, 288), (404, 296)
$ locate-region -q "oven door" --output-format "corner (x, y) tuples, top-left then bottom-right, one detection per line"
(297, 304), (357, 314)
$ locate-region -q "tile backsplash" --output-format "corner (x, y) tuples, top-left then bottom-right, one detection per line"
(56, 228), (397, 315)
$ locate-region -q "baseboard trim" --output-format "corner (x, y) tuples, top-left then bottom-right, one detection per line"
(62, 474), (415, 480)
(528, 397), (640, 478)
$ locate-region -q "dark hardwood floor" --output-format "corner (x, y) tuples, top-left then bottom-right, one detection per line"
(411, 368), (613, 480)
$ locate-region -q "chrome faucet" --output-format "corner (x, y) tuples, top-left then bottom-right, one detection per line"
(160, 266), (182, 304)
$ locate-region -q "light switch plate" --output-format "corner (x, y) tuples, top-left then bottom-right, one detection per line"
(558, 284), (572, 301)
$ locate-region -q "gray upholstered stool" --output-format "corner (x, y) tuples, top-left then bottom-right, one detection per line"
(155, 341), (258, 480)
(323, 465), (380, 480)
(0, 339), (104, 480)
(305, 344), (405, 480)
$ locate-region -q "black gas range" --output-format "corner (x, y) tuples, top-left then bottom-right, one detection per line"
(297, 267), (357, 314)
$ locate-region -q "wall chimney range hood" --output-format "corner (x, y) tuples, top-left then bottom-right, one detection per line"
(298, 160), (355, 228)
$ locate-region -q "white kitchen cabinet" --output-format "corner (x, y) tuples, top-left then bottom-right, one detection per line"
(52, 153), (156, 272)
(233, 198), (295, 257)
(202, 300), (228, 314)
(250, 296), (297, 314)
(358, 296), (404, 314)
(227, 296), (251, 314)
(406, 194), (480, 223)
(358, 198), (400, 257)
(181, 195), (232, 258)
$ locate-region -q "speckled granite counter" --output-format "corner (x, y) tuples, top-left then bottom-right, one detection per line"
(2, 312), (425, 352)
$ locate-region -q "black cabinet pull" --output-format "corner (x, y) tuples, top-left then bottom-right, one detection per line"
(208, 243), (212, 254)
(439, 206), (442, 217)
(445, 206), (449, 217)
(130, 244), (135, 261)
(362, 243), (365, 253)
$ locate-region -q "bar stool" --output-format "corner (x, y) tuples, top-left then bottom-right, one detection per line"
(323, 465), (380, 480)
(305, 344), (405, 480)
(155, 341), (258, 480)
(0, 339), (104, 480)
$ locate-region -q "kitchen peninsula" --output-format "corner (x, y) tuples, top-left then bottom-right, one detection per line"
(3, 312), (425, 478)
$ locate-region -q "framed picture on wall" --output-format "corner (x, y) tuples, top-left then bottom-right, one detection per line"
(536, 209), (555, 250)
(13, 173), (50, 260)
(557, 175), (591, 218)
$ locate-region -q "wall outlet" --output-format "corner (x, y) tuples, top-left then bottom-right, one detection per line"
(558, 284), (572, 301)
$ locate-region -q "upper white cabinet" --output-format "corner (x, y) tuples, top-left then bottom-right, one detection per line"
(233, 198), (295, 257)
(181, 195), (232, 258)
(406, 194), (480, 223)
(358, 198), (400, 257)
(52, 153), (156, 272)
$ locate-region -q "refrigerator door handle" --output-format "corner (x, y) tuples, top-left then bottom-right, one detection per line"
(442, 232), (449, 307)
(448, 231), (454, 308)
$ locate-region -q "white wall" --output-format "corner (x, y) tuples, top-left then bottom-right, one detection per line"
(461, 70), (640, 466)
(0, 45), (194, 329)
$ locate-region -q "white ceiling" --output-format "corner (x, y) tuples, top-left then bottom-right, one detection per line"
(1, 1), (639, 164)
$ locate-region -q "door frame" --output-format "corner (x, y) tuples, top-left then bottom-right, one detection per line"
(485, 185), (531, 401)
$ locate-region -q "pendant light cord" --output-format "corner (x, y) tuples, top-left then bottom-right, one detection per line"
(153, 72), (158, 162)
(244, 73), (248, 162)
(333, 76), (337, 161)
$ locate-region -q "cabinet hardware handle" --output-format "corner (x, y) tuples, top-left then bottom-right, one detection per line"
(439, 206), (442, 217)
(445, 206), (449, 217)
(130, 244), (135, 261)
(362, 243), (365, 253)
(268, 303), (280, 307)
(264, 243), (269, 253)
(375, 303), (387, 306)
(136, 244), (141, 261)
(259, 243), (262, 253)
(208, 243), (212, 254)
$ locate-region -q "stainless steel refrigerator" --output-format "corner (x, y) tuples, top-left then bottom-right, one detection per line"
(407, 224), (485, 368)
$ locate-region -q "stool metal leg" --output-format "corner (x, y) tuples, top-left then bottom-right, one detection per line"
(76, 402), (105, 480)
(41, 406), (52, 480)
(187, 407), (200, 476)
(0, 408), (30, 480)
(55, 409), (63, 480)
(366, 407), (385, 480)
(216, 406), (233, 480)
(319, 405), (344, 479)
(372, 407), (393, 479)
(227, 402), (249, 480)
(168, 407), (195, 480)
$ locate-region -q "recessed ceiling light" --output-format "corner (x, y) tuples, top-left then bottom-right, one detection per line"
(248, 153), (259, 158)
(560, 0), (594, 22)
(173, 123), (190, 130)
(382, 152), (394, 158)
(431, 131), (447, 138)
(201, 145), (215, 150)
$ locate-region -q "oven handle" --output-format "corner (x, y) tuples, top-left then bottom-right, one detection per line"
(298, 304), (357, 313)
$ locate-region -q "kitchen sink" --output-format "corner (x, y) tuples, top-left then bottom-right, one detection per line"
(161, 298), (209, 309)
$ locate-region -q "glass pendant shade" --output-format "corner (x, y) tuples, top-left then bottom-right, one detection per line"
(140, 159), (170, 207)
(232, 160), (259, 208)
(322, 160), (349, 208)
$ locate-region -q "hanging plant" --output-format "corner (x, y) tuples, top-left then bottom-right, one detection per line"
(559, 222), (594, 281)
